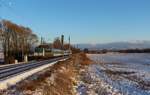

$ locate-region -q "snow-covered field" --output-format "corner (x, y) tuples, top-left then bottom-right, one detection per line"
(87, 53), (150, 95)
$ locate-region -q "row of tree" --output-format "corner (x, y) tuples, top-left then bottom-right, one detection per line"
(83, 48), (150, 54)
(0, 20), (38, 64)
(0, 20), (81, 64)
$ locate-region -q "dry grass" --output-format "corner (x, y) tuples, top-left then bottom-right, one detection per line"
(17, 70), (52, 91)
(16, 59), (76, 95)
(80, 53), (92, 65)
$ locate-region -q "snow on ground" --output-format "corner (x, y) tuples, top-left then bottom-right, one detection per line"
(87, 53), (150, 95)
(76, 65), (122, 95)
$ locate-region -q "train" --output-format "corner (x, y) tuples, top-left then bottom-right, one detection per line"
(34, 47), (72, 57)
(51, 49), (72, 56)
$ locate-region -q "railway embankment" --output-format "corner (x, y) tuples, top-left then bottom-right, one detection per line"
(0, 53), (92, 95)
(0, 57), (68, 91)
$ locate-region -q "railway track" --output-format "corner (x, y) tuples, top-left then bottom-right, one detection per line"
(0, 56), (68, 80)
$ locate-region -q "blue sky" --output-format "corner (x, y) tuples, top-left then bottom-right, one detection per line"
(0, 0), (150, 44)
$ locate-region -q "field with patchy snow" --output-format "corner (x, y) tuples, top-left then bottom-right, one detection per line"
(87, 53), (150, 95)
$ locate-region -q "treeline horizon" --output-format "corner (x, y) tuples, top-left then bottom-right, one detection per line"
(84, 48), (150, 54)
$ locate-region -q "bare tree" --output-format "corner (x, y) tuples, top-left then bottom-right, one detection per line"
(53, 37), (62, 49)
(0, 20), (38, 64)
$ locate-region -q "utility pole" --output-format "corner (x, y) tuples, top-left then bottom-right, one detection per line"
(61, 35), (64, 56)
(68, 36), (72, 56)
(61, 35), (64, 50)
(69, 36), (71, 50)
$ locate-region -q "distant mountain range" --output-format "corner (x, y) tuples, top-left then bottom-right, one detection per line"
(76, 41), (150, 50)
